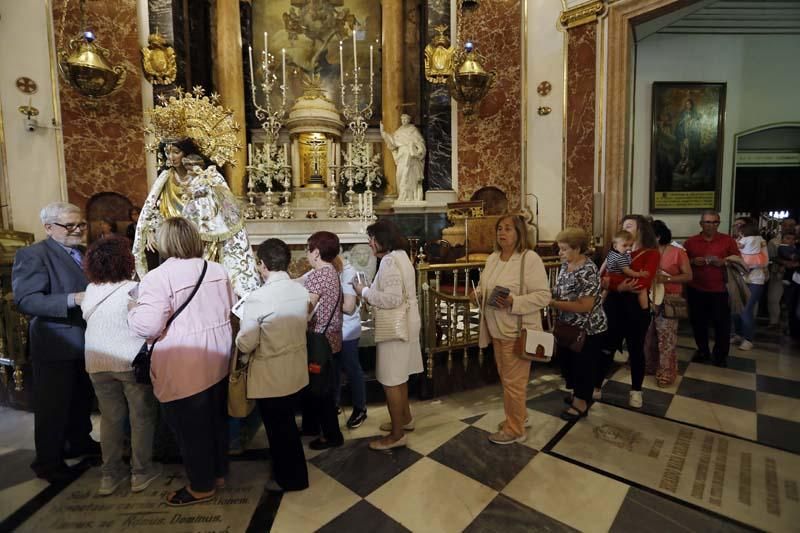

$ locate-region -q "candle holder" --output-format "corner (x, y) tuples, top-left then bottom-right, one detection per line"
(248, 35), (288, 145)
(279, 175), (293, 219)
(246, 143), (290, 220)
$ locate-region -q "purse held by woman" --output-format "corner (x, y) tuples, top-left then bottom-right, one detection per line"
(662, 293), (689, 319)
(131, 261), (207, 384)
(373, 266), (410, 343)
(228, 352), (254, 417)
(307, 290), (341, 396)
(553, 320), (587, 353)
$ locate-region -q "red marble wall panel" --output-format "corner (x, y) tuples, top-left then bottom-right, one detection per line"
(53, 0), (148, 211)
(564, 23), (596, 232)
(457, 0), (522, 210)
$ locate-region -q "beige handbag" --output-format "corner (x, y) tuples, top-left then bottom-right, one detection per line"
(227, 352), (255, 417)
(373, 259), (410, 343)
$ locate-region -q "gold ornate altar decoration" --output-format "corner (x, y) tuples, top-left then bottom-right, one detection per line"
(424, 0), (495, 115)
(141, 32), (177, 85)
(56, 0), (127, 100)
(145, 87), (241, 167)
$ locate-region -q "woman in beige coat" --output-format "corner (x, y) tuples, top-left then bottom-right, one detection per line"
(236, 238), (310, 492)
(475, 215), (551, 445)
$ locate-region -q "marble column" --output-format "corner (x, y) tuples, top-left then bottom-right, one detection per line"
(423, 0), (452, 192)
(213, 0), (247, 196)
(563, 22), (597, 233)
(382, 0), (404, 199)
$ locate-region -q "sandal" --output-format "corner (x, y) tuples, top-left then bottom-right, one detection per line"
(560, 404), (589, 422)
(165, 486), (215, 507)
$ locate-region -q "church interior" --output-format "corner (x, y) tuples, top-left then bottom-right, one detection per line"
(0, 0), (799, 531)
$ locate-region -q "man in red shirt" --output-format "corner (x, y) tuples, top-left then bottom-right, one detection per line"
(683, 210), (741, 367)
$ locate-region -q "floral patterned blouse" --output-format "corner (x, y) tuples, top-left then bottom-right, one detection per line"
(552, 259), (608, 336)
(304, 264), (343, 353)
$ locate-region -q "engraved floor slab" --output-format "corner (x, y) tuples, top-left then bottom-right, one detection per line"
(552, 403), (800, 532)
(15, 461), (270, 533)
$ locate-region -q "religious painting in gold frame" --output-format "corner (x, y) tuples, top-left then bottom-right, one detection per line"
(251, 0), (382, 119)
(650, 82), (726, 212)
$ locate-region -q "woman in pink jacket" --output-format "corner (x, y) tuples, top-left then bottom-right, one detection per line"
(128, 217), (235, 507)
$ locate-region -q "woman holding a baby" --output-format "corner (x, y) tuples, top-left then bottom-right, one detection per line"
(598, 215), (660, 409)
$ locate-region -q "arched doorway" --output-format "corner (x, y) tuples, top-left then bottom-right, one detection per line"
(85, 192), (134, 243)
(731, 123), (800, 234)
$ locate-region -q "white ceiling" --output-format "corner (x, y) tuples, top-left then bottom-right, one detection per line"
(656, 0), (800, 35)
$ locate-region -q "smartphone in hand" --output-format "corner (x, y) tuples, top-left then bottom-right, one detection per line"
(488, 286), (510, 307)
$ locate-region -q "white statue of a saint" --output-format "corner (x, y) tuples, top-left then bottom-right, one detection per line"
(380, 114), (426, 203)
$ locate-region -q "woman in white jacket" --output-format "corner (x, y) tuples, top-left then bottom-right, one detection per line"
(81, 235), (159, 496)
(353, 220), (423, 451)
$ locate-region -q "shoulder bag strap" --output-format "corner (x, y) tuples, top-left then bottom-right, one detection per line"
(517, 250), (528, 338)
(321, 288), (342, 335)
(151, 261), (208, 351)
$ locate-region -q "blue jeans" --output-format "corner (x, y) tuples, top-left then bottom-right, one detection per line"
(332, 338), (366, 411)
(733, 283), (765, 342)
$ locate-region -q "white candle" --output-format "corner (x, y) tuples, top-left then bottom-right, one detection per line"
(283, 143), (289, 164)
(248, 46), (255, 88)
(358, 193), (363, 213)
(282, 48), (286, 87)
(347, 143), (352, 163)
(352, 29), (358, 73)
(264, 32), (269, 75)
(248, 143), (253, 165)
(339, 41), (344, 86)
(369, 45), (373, 82)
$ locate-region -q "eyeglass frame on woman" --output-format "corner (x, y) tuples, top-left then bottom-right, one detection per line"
(49, 221), (88, 232)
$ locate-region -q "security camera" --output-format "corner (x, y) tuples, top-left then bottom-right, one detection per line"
(25, 117), (38, 132)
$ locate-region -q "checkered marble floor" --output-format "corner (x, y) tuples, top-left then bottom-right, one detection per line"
(1, 329), (798, 532)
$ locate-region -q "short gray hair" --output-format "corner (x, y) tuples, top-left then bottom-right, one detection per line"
(699, 209), (720, 222)
(39, 202), (81, 225)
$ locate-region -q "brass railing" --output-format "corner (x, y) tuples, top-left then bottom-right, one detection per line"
(415, 256), (562, 380)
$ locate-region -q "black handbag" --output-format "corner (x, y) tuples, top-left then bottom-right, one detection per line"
(306, 289), (341, 396)
(131, 261), (208, 384)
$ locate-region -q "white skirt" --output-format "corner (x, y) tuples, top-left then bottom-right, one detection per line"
(375, 314), (423, 386)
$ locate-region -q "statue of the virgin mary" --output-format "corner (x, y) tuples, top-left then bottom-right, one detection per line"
(133, 87), (260, 297)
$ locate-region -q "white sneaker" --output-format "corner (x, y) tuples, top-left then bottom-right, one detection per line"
(592, 389), (602, 401)
(739, 340), (753, 351)
(97, 474), (128, 496)
(730, 335), (743, 344)
(629, 391), (643, 409)
(131, 465), (163, 492)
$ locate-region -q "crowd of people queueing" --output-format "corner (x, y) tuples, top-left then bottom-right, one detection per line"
(12, 200), (797, 507)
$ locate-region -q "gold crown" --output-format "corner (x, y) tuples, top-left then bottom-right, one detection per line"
(145, 86), (241, 166)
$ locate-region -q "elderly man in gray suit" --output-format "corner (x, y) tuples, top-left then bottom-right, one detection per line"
(12, 202), (99, 482)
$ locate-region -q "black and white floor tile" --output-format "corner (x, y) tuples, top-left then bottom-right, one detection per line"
(1, 330), (798, 532)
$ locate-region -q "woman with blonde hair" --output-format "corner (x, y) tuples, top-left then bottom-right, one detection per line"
(551, 227), (608, 420)
(128, 217), (235, 506)
(473, 215), (551, 444)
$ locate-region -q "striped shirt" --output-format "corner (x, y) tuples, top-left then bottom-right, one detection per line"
(605, 249), (632, 274)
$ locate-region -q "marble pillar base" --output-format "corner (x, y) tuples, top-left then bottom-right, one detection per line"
(424, 190), (458, 207)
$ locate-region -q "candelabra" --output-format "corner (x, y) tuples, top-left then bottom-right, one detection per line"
(245, 33), (293, 218)
(333, 28), (380, 221)
(245, 143), (291, 219)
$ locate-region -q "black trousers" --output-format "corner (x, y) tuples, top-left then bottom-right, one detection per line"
(257, 395), (309, 490)
(561, 332), (607, 403)
(599, 292), (651, 391)
(161, 378), (228, 492)
(687, 287), (731, 361)
(31, 359), (95, 475)
(300, 384), (343, 443)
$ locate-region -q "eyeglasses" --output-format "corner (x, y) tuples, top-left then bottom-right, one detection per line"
(50, 222), (88, 232)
